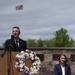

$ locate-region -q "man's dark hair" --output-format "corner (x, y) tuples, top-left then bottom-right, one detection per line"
(12, 26), (20, 33)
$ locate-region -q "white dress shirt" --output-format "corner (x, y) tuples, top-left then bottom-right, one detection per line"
(14, 39), (19, 47)
(61, 65), (65, 75)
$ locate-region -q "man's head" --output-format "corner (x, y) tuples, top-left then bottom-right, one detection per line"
(12, 26), (21, 39)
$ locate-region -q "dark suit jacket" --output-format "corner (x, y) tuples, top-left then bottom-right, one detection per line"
(4, 38), (27, 52)
(54, 64), (71, 75)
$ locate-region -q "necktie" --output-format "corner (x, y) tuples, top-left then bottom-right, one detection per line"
(16, 40), (18, 50)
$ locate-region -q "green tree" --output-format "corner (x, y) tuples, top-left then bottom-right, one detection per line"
(27, 28), (75, 47)
(48, 38), (56, 47)
(43, 39), (49, 47)
(27, 39), (37, 47)
(37, 39), (43, 47)
(54, 28), (74, 47)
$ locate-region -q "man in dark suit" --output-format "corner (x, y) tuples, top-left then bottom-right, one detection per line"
(4, 26), (27, 52)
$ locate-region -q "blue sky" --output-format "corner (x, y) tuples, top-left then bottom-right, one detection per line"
(0, 0), (75, 46)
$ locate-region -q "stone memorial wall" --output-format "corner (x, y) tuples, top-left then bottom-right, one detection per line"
(0, 47), (75, 75)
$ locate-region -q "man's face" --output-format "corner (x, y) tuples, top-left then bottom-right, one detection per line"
(12, 28), (20, 38)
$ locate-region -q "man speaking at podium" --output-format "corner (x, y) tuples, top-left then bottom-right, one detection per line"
(4, 26), (27, 52)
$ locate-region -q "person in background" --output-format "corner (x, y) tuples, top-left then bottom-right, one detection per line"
(4, 26), (27, 52)
(54, 54), (71, 75)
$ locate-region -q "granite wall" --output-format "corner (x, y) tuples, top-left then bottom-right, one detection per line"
(0, 47), (75, 75)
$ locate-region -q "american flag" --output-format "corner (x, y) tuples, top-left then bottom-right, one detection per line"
(16, 5), (23, 10)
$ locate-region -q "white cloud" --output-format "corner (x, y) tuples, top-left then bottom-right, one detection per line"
(0, 0), (75, 46)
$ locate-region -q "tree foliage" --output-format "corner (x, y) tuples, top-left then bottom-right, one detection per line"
(26, 28), (75, 47)
(27, 39), (37, 47)
(54, 28), (74, 47)
(37, 39), (44, 47)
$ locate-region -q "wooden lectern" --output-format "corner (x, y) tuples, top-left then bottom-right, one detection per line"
(0, 51), (32, 75)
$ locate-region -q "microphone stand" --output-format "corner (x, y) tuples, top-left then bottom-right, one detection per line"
(7, 45), (12, 75)
(7, 35), (14, 75)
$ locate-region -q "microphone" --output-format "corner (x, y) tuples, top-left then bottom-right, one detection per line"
(8, 44), (13, 51)
(8, 44), (13, 47)
(11, 35), (14, 39)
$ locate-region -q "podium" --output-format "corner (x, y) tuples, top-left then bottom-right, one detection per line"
(0, 51), (32, 75)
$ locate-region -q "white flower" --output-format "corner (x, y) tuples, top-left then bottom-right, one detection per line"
(16, 62), (19, 65)
(20, 68), (24, 71)
(19, 63), (24, 68)
(15, 50), (41, 75)
(21, 51), (24, 54)
(16, 54), (20, 58)
(19, 60), (23, 64)
(26, 49), (29, 52)
(15, 65), (18, 68)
